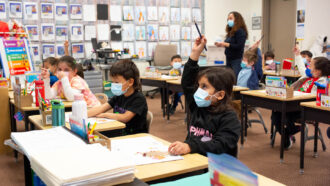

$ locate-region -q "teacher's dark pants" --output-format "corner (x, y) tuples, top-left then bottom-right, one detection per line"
(226, 58), (242, 78)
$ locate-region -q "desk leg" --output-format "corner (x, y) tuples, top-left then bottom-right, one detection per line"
(9, 101), (18, 159)
(24, 155), (32, 186)
(313, 122), (319, 158)
(280, 102), (286, 163)
(240, 96), (244, 146)
(244, 103), (248, 138)
(300, 107), (306, 174)
(160, 87), (165, 118)
(24, 112), (29, 131)
(166, 84), (170, 121)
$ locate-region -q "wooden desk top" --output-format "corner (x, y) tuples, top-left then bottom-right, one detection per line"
(256, 173), (286, 186)
(233, 86), (249, 92)
(110, 133), (208, 182)
(166, 79), (181, 85)
(241, 90), (315, 101)
(263, 70), (301, 78)
(28, 114), (126, 131)
(141, 76), (179, 81)
(301, 101), (330, 112)
(10, 99), (73, 111)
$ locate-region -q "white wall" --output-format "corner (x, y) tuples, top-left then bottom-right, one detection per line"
(301, 0), (330, 50)
(204, 0), (262, 45)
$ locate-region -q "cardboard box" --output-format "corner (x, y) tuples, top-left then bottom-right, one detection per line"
(91, 131), (111, 150)
(266, 86), (294, 99)
(13, 84), (33, 107)
(41, 110), (52, 126)
(321, 95), (330, 108)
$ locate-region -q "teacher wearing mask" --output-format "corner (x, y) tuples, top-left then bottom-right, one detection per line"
(215, 11), (248, 77)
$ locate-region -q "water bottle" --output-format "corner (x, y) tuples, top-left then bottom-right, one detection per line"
(275, 61), (281, 75)
(51, 100), (65, 126)
(72, 94), (87, 124)
(35, 80), (45, 107)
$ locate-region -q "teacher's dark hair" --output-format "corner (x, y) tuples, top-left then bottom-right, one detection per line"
(226, 11), (249, 39)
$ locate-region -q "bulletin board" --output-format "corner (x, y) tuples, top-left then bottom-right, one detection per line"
(0, 0), (204, 65)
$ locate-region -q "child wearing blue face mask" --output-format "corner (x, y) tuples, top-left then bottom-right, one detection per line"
(294, 45), (313, 77)
(169, 55), (183, 114)
(88, 59), (148, 135)
(237, 48), (259, 89)
(168, 36), (241, 157)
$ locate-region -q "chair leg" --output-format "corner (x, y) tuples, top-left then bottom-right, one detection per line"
(318, 127), (327, 151)
(253, 108), (268, 134)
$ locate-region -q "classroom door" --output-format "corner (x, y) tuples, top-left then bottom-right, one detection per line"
(262, 0), (296, 60)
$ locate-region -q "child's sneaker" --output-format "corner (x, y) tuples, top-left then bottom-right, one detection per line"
(284, 135), (293, 150)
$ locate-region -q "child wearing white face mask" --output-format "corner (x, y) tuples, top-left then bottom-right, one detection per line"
(168, 36), (240, 157)
(87, 60), (148, 135)
(41, 56), (100, 107)
(263, 51), (276, 70)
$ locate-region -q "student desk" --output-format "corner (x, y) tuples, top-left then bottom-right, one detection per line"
(140, 76), (179, 118)
(300, 101), (330, 174)
(151, 172), (285, 186)
(9, 99), (73, 132)
(240, 90), (315, 162)
(28, 114), (126, 131)
(110, 133), (208, 182)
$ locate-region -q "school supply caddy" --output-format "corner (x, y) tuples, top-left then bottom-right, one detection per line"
(265, 76), (293, 98)
(208, 153), (258, 186)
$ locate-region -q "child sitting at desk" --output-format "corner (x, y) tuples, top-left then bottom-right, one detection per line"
(168, 36), (241, 157)
(271, 57), (330, 149)
(41, 56), (100, 107)
(237, 48), (259, 90)
(43, 57), (59, 87)
(87, 60), (148, 135)
(169, 55), (183, 114)
(263, 51), (276, 70)
(294, 46), (313, 77)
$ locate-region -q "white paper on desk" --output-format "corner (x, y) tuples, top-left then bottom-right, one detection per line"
(84, 25), (96, 41)
(65, 113), (115, 124)
(82, 4), (96, 22)
(293, 91), (311, 96)
(0, 1), (6, 19)
(111, 136), (183, 166)
(97, 24), (110, 41)
(110, 5), (122, 22)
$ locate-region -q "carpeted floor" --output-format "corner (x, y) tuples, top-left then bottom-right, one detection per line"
(1, 94), (329, 186)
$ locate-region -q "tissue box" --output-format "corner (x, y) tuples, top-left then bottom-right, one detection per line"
(321, 95), (330, 108)
(265, 76), (287, 88)
(266, 86), (293, 99)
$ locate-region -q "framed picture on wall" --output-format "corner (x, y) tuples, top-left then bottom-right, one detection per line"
(252, 16), (262, 30)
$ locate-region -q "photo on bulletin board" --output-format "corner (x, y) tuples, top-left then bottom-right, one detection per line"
(55, 26), (68, 41)
(70, 24), (84, 41)
(192, 8), (201, 22)
(135, 6), (146, 25)
(0, 1), (6, 19)
(135, 41), (146, 58)
(41, 24), (55, 41)
(41, 3), (54, 19)
(159, 26), (169, 41)
(123, 6), (134, 21)
(147, 42), (157, 57)
(181, 27), (191, 41)
(181, 41), (191, 57)
(147, 25), (158, 41)
(30, 44), (41, 62)
(147, 6), (158, 21)
(42, 44), (55, 59)
(70, 4), (82, 20)
(122, 24), (135, 41)
(84, 42), (93, 57)
(170, 25), (180, 41)
(191, 24), (201, 40)
(170, 8), (180, 23)
(181, 8), (191, 25)
(110, 5), (122, 22)
(110, 25), (122, 41)
(24, 2), (38, 20)
(56, 44), (65, 57)
(9, 1), (22, 18)
(55, 3), (68, 21)
(297, 10), (305, 23)
(159, 7), (169, 24)
(26, 25), (39, 41)
(123, 42), (135, 55)
(252, 16), (262, 30)
(171, 41), (180, 54)
(136, 26), (146, 40)
(72, 43), (84, 58)
(97, 4), (108, 20)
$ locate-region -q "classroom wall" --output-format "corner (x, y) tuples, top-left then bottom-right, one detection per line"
(204, 0), (262, 45)
(301, 0), (330, 50)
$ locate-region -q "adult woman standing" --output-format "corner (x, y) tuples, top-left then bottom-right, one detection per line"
(215, 11), (248, 77)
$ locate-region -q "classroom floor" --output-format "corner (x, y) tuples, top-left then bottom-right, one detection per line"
(1, 94), (329, 186)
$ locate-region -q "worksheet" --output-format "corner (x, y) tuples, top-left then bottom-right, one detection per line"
(111, 136), (183, 165)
